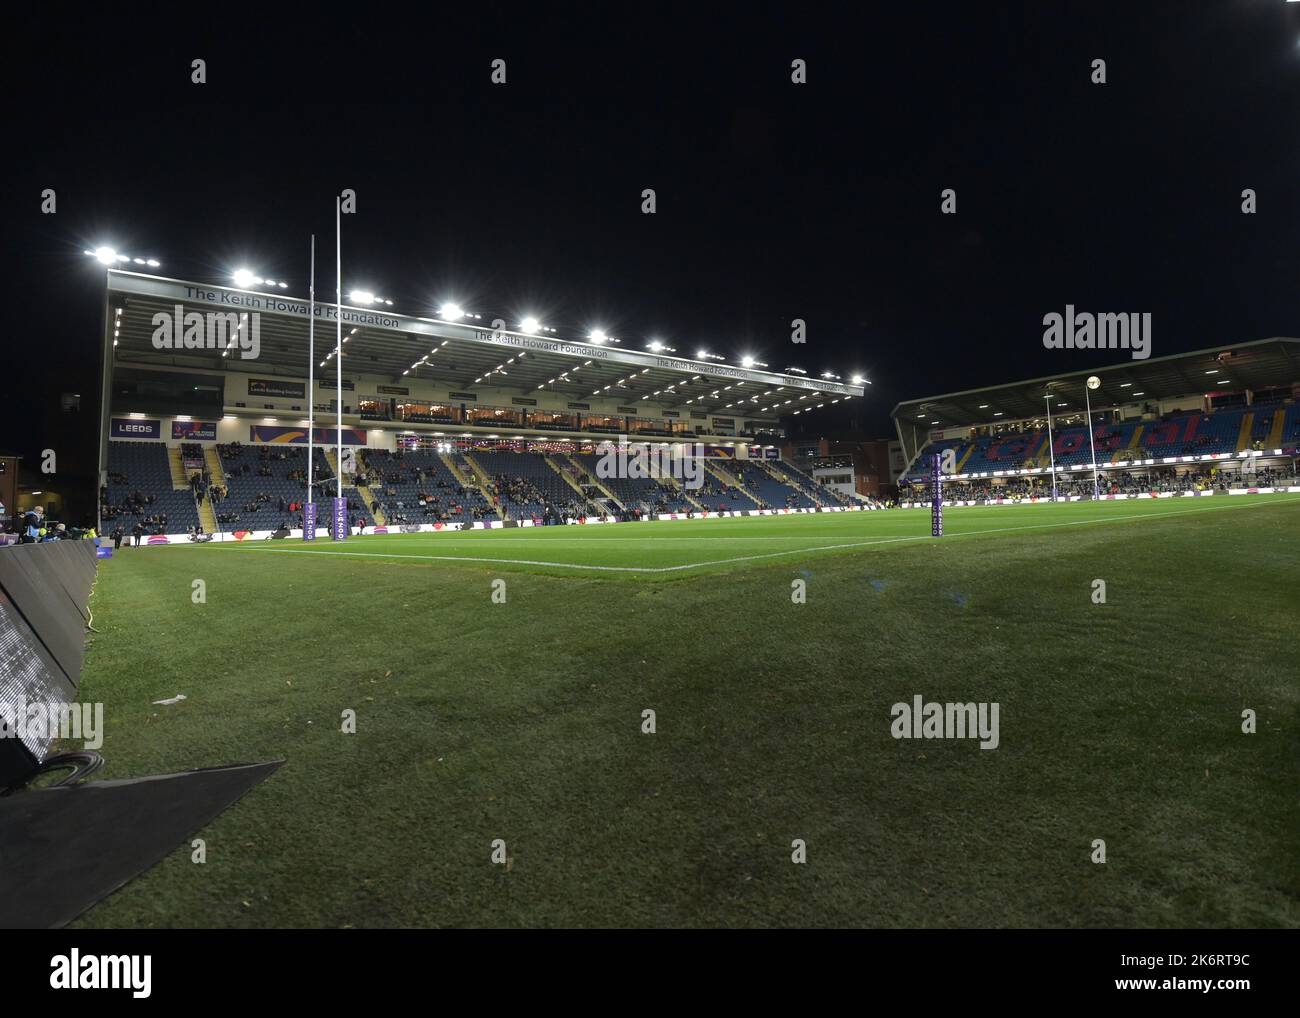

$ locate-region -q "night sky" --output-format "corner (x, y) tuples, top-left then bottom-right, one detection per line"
(3, 2), (1298, 511)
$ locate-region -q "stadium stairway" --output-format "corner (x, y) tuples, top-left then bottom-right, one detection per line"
(755, 460), (826, 507)
(1236, 411), (1254, 452)
(661, 473), (706, 511)
(544, 455), (603, 512)
(438, 451), (471, 485)
(1119, 424), (1144, 462)
(704, 460), (761, 502)
(322, 449), (377, 527)
(1265, 407), (1287, 449)
(167, 446), (189, 489)
(198, 450), (226, 533)
(197, 494), (217, 534)
(203, 446), (226, 488)
(559, 453), (620, 506)
(354, 453), (386, 524)
(457, 452), (506, 518)
(357, 484), (386, 525)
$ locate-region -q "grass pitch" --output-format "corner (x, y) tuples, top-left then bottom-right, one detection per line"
(72, 496), (1300, 927)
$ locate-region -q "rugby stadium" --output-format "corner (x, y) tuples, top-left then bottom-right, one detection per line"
(3, 264), (1295, 930)
(3, 7), (1299, 980)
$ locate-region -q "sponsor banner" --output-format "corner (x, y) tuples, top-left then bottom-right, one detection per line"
(662, 410), (680, 418)
(249, 425), (368, 445)
(302, 501), (316, 541)
(331, 496), (348, 540)
(249, 378), (305, 399)
(111, 417), (161, 439)
(511, 397), (538, 407)
(449, 391), (478, 401)
(377, 385), (409, 396)
(319, 378), (355, 391)
(172, 420), (217, 441)
(704, 445), (736, 458)
(566, 402), (590, 411)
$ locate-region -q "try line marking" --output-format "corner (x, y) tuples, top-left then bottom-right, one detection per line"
(221, 495), (1300, 574)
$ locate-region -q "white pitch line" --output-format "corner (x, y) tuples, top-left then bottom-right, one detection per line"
(226, 495), (1300, 574)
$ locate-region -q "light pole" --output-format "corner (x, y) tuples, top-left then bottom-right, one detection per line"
(1085, 375), (1101, 500)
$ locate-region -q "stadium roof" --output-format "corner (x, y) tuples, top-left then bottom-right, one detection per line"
(892, 338), (1300, 427)
(105, 271), (865, 418)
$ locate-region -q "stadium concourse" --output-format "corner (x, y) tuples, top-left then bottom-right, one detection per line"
(891, 338), (1300, 506)
(95, 269), (867, 543)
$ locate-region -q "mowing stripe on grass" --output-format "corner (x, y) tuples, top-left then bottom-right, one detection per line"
(224, 495), (1300, 574)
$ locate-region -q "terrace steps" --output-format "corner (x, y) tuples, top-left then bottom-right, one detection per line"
(545, 456), (601, 510)
(355, 452), (386, 524)
(439, 451), (470, 484)
(560, 454), (619, 505)
(458, 452), (505, 518)
(1236, 411), (1255, 452)
(756, 461), (826, 506)
(197, 494), (217, 534)
(355, 483), (386, 526)
(704, 460), (761, 503)
(1265, 408), (1286, 449)
(660, 472), (705, 511)
(1120, 424), (1145, 461)
(167, 446), (189, 489)
(203, 447), (227, 488)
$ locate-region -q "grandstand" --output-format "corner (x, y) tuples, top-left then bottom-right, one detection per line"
(101, 441), (202, 534)
(893, 339), (1300, 493)
(95, 269), (866, 538)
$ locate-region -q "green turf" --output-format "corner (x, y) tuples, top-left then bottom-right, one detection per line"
(68, 496), (1300, 927)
